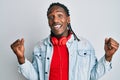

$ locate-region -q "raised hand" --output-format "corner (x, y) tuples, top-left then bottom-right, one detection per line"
(10, 38), (25, 64)
(104, 37), (119, 61)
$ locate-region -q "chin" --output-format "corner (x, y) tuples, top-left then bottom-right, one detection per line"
(53, 32), (64, 37)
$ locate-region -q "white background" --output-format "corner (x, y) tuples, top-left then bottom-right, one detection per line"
(0, 0), (120, 80)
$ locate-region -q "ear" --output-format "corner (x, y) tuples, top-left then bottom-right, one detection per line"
(67, 16), (70, 24)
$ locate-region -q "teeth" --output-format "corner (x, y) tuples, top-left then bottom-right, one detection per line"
(54, 25), (61, 29)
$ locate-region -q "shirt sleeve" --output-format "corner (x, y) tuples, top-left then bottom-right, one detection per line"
(18, 58), (38, 80)
(90, 55), (112, 80)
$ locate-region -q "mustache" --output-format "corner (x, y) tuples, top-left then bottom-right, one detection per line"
(52, 22), (61, 26)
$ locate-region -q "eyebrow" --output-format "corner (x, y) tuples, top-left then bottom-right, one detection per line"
(49, 10), (65, 15)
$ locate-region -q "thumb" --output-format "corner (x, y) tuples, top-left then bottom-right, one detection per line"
(105, 38), (109, 44)
(21, 38), (24, 45)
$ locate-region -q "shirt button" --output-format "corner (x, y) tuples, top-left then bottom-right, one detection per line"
(47, 57), (49, 60)
(49, 44), (52, 47)
(45, 72), (48, 74)
(84, 53), (87, 55)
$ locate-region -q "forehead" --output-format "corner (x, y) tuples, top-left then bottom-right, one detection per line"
(48, 5), (67, 15)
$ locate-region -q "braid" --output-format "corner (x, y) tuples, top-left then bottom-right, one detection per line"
(68, 23), (80, 41)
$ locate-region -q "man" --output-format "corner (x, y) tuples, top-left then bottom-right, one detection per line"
(10, 2), (119, 80)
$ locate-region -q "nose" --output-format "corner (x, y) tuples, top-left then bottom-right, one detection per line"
(53, 16), (59, 23)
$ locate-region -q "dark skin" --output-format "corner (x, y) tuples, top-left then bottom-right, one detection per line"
(104, 38), (119, 61)
(47, 6), (70, 39)
(10, 5), (119, 64)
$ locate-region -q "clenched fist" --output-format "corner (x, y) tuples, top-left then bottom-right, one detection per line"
(104, 37), (119, 62)
(10, 38), (25, 64)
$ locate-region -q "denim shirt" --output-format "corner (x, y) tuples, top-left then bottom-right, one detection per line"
(18, 34), (112, 80)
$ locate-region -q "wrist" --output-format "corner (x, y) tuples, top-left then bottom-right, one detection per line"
(105, 54), (113, 62)
(17, 56), (25, 64)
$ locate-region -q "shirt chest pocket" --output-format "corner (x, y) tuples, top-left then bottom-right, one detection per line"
(34, 50), (46, 61)
(77, 50), (91, 65)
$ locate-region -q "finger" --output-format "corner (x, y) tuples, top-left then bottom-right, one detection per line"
(11, 39), (24, 51)
(111, 43), (119, 50)
(105, 38), (109, 44)
(11, 39), (21, 48)
(105, 38), (112, 49)
(12, 46), (19, 53)
(109, 38), (119, 46)
(110, 42), (119, 47)
(105, 37), (119, 49)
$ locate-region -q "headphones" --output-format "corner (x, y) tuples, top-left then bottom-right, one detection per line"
(51, 37), (68, 45)
(51, 34), (71, 46)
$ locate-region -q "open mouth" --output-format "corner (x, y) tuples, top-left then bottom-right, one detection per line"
(53, 24), (62, 30)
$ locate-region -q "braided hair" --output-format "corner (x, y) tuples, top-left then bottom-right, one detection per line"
(47, 2), (80, 41)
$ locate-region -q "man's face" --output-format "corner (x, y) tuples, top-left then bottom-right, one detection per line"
(47, 6), (70, 37)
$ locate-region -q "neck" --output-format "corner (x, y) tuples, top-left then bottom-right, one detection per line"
(51, 30), (70, 39)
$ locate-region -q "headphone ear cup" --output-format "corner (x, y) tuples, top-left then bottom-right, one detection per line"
(51, 36), (68, 45)
(59, 37), (67, 45)
(51, 37), (58, 45)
